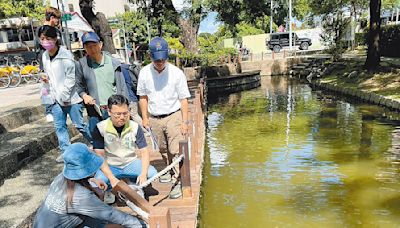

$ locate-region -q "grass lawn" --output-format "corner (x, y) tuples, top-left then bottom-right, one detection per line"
(320, 50), (400, 101)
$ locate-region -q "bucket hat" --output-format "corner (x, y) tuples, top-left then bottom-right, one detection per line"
(63, 143), (104, 180)
(149, 37), (169, 60)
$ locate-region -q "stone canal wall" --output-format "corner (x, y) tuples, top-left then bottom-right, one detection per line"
(311, 80), (400, 110)
(241, 58), (302, 75)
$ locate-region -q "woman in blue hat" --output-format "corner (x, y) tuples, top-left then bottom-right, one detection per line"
(33, 143), (145, 228)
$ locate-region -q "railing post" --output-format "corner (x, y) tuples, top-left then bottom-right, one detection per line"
(112, 181), (172, 227)
(250, 53), (253, 62)
(179, 140), (192, 198)
(272, 51), (275, 60)
(149, 207), (172, 228)
(261, 51), (264, 60)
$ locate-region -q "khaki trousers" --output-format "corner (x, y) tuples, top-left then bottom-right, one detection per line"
(150, 111), (183, 179)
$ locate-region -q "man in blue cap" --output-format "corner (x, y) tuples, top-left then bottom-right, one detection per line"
(76, 31), (130, 136)
(137, 37), (191, 199)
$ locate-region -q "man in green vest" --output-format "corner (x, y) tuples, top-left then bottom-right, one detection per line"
(92, 94), (157, 187)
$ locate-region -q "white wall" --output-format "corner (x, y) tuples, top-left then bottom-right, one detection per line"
(51, 0), (127, 18)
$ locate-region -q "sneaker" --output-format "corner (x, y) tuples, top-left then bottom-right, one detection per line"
(169, 182), (182, 199)
(159, 172), (172, 183)
(46, 114), (54, 122)
(55, 155), (64, 163)
(104, 191), (116, 204)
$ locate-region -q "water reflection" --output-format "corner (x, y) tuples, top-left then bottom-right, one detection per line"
(200, 76), (400, 227)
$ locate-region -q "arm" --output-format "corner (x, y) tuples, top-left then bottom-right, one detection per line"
(135, 127), (149, 185)
(177, 70), (191, 136)
(139, 96), (149, 129)
(92, 126), (119, 187)
(59, 59), (76, 104)
(180, 98), (189, 136)
(69, 187), (145, 228)
(75, 59), (95, 105)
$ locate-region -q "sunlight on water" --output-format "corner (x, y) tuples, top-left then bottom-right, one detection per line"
(200, 76), (400, 228)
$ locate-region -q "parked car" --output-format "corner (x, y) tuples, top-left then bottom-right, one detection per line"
(266, 32), (312, 53)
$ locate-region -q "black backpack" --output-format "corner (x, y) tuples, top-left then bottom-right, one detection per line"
(121, 63), (140, 101)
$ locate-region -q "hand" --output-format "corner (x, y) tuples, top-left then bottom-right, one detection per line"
(136, 172), (147, 185)
(109, 176), (120, 188)
(83, 94), (96, 105)
(142, 118), (150, 130)
(180, 121), (189, 136)
(41, 76), (49, 83)
(90, 178), (108, 191)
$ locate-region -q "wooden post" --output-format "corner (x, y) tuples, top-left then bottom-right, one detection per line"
(250, 53), (253, 62)
(112, 181), (152, 213)
(179, 140), (192, 198)
(261, 52), (264, 61)
(283, 50), (286, 58)
(228, 54), (232, 64)
(149, 207), (172, 228)
(189, 110), (197, 172)
(272, 51), (275, 60)
(112, 181), (173, 227)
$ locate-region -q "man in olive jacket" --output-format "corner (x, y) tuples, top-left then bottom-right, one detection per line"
(76, 32), (130, 135)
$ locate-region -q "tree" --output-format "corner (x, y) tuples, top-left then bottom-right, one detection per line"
(0, 0), (45, 46)
(364, 0), (382, 70)
(79, 0), (116, 53)
(236, 22), (264, 37)
(0, 0), (45, 20)
(136, 0), (204, 53)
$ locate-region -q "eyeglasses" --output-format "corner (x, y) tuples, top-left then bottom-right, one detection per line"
(110, 111), (130, 118)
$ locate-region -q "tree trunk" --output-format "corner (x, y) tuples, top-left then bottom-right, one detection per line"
(178, 18), (199, 53)
(79, 0), (116, 54)
(364, 0), (381, 70)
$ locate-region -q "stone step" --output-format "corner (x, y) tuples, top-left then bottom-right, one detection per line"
(0, 102), (43, 134)
(0, 148), (63, 228)
(0, 117), (81, 182)
(292, 65), (307, 70)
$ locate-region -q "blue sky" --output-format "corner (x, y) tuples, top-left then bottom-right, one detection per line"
(199, 12), (221, 34)
(171, 0), (221, 34)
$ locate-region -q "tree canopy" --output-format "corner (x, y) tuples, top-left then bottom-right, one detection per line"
(0, 0), (45, 20)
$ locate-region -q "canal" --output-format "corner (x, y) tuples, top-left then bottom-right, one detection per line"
(199, 76), (400, 227)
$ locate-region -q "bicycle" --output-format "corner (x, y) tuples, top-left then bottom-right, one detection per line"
(0, 56), (21, 88)
(14, 56), (41, 84)
(0, 68), (11, 89)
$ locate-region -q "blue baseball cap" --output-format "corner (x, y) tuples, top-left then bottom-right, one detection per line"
(63, 143), (104, 180)
(149, 37), (169, 60)
(82, 32), (100, 44)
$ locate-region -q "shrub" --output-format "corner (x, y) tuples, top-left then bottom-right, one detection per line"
(380, 24), (400, 57)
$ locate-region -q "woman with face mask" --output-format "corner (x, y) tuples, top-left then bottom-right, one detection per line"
(39, 25), (92, 162)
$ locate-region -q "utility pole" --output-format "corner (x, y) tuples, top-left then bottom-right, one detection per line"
(146, 0), (151, 43)
(122, 22), (129, 63)
(270, 0), (273, 34)
(289, 0), (292, 51)
(59, 0), (71, 50)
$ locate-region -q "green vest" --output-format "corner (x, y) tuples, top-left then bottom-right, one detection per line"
(97, 119), (139, 167)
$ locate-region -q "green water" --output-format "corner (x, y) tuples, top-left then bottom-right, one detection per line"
(199, 76), (400, 228)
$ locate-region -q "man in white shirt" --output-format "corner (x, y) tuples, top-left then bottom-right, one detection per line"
(137, 37), (190, 199)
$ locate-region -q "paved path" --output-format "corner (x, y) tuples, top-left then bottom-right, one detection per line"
(0, 83), (41, 113)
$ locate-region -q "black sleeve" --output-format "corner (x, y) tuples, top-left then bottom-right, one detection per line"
(92, 126), (105, 149)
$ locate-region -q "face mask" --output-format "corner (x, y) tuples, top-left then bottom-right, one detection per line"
(41, 40), (56, 51)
